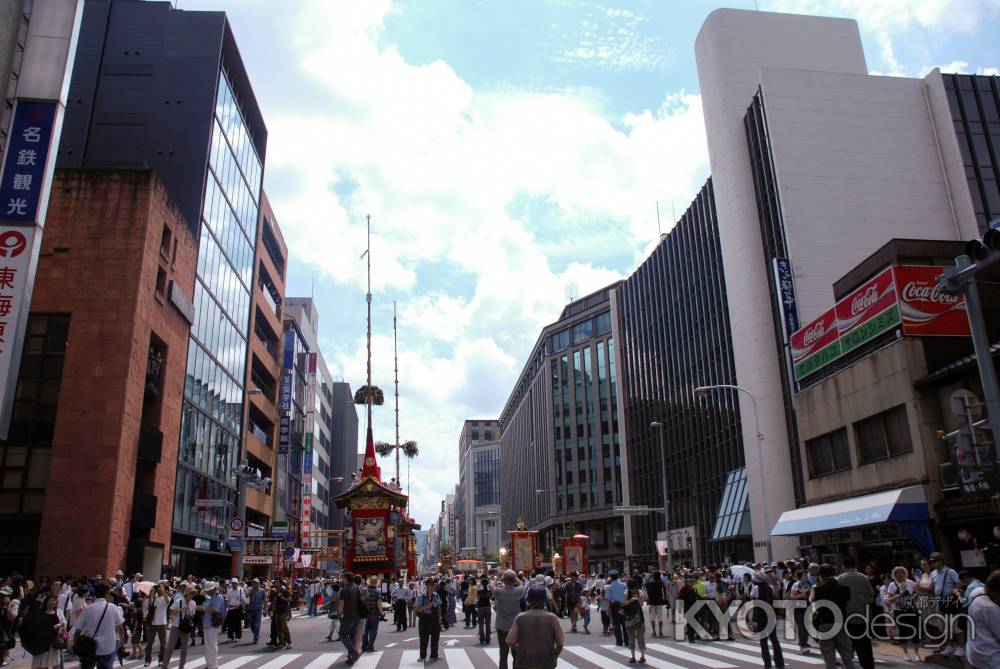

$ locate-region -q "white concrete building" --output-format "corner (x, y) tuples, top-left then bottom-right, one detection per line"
(694, 9), (984, 561)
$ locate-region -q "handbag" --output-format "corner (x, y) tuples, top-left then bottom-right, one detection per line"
(178, 609), (194, 634)
(74, 602), (109, 661)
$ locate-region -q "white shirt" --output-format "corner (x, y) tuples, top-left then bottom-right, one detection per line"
(226, 587), (244, 607)
(70, 595), (88, 625)
(169, 599), (196, 629)
(75, 600), (124, 656)
(149, 595), (169, 625)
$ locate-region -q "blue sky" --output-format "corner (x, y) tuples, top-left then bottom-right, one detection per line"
(184, 0), (999, 529)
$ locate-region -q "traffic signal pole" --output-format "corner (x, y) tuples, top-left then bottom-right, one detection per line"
(940, 251), (1000, 461)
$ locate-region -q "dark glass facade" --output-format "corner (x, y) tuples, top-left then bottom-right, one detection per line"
(500, 286), (626, 569)
(616, 179), (750, 567)
(744, 91), (806, 507)
(473, 448), (500, 507)
(943, 73), (1000, 232)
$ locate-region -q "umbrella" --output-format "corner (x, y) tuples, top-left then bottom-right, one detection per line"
(728, 565), (753, 581)
(136, 581), (156, 595)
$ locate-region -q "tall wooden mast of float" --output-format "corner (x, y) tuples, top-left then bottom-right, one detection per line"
(360, 214), (379, 481)
(394, 301), (402, 488)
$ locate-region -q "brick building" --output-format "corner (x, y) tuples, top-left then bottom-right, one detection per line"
(0, 168), (197, 578)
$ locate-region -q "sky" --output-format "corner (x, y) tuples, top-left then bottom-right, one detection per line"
(181, 0), (1000, 531)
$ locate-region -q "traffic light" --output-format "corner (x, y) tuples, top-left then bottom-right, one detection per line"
(964, 221), (1000, 262)
(686, 535), (693, 550)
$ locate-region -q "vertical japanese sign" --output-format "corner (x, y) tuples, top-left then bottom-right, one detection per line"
(771, 258), (799, 341)
(0, 100), (59, 438)
(278, 414), (290, 454)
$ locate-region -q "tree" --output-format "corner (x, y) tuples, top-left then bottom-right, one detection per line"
(439, 543), (453, 557)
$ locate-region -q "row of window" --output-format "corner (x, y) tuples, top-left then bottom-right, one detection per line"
(202, 173), (254, 290)
(549, 311), (613, 353)
(472, 448), (500, 507)
(214, 72), (262, 216)
(805, 405), (913, 478)
(196, 222), (251, 338)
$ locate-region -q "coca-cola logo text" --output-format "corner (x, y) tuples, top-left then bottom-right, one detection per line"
(802, 321), (827, 346)
(851, 286), (879, 316)
(901, 281), (960, 306)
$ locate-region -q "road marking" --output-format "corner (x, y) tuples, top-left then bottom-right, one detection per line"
(255, 653), (302, 669)
(445, 639), (460, 646)
(483, 647), (500, 664)
(401, 650), (424, 667)
(386, 642), (398, 648)
(217, 656), (258, 669)
(444, 650), (475, 669)
(351, 651), (382, 669)
(301, 652), (343, 669)
(644, 643), (735, 668)
(597, 644), (687, 669)
(404, 637), (418, 642)
(708, 641), (825, 665)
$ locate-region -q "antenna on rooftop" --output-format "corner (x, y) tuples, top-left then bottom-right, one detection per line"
(656, 202), (662, 238)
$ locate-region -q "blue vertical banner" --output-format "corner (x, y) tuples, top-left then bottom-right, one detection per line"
(278, 414), (290, 454)
(772, 257), (800, 341)
(283, 330), (295, 369)
(280, 369), (292, 412)
(0, 101), (57, 224)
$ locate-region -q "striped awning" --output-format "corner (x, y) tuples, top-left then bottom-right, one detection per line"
(770, 484), (928, 536)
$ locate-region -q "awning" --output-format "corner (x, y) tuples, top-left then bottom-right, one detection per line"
(770, 484), (929, 536)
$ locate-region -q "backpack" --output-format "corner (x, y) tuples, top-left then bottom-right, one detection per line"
(18, 608), (57, 655)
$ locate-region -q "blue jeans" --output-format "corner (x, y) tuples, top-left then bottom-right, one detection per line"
(340, 619), (360, 656)
(362, 612), (380, 651)
(477, 607), (491, 643)
(80, 652), (116, 669)
(759, 627), (785, 668)
(247, 608), (263, 642)
(610, 603), (629, 646)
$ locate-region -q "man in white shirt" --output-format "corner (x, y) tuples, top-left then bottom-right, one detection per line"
(224, 579), (245, 642)
(74, 582), (125, 669)
(122, 574), (143, 603)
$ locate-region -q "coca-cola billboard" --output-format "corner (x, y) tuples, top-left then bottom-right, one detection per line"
(835, 266), (900, 354)
(790, 307), (841, 380)
(892, 265), (970, 337)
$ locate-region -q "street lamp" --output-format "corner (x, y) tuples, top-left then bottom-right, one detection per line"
(650, 421), (672, 573)
(693, 384), (772, 563)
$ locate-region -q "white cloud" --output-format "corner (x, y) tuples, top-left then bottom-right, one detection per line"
(553, 2), (670, 71)
(248, 0), (710, 528)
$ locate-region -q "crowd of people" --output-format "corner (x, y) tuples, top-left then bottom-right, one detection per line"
(1, 554), (999, 669)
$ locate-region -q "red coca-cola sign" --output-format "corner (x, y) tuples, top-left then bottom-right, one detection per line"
(893, 266), (969, 336)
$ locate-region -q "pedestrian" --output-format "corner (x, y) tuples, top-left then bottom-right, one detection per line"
(623, 583), (646, 664)
(505, 588), (564, 669)
(245, 580), (264, 645)
(324, 582), (341, 642)
(644, 572), (665, 638)
(73, 582), (126, 669)
(964, 570), (1000, 669)
(337, 573), (362, 665)
(788, 568), (813, 653)
(577, 589), (592, 634)
(351, 576), (366, 656)
(464, 578), (479, 630)
(406, 582), (417, 630)
(929, 551), (963, 657)
(222, 579), (244, 643)
(391, 579), (410, 632)
(493, 570), (524, 669)
(201, 582), (224, 669)
(563, 572), (583, 634)
(605, 570), (628, 647)
(361, 577), (381, 653)
(836, 556), (874, 669)
(142, 584), (168, 667)
(884, 565), (921, 663)
(476, 576), (492, 645)
(813, 564), (855, 669)
(414, 579), (441, 663)
(441, 579), (458, 631)
(678, 576), (699, 643)
(161, 586), (194, 669)
(128, 589), (145, 659)
(20, 594), (65, 669)
(749, 572), (784, 668)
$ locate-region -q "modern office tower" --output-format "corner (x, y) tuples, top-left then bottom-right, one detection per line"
(614, 179), (750, 568)
(328, 381), (358, 530)
(499, 285), (626, 572)
(55, 0), (268, 574)
(457, 420), (501, 557)
(694, 9), (986, 560)
(242, 193), (286, 555)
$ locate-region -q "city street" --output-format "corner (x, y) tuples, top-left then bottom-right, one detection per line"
(6, 609), (913, 669)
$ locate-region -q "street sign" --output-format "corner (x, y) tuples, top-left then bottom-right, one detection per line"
(194, 499), (228, 508)
(613, 506), (652, 516)
(285, 546), (296, 559)
(226, 537), (244, 550)
(229, 517), (244, 532)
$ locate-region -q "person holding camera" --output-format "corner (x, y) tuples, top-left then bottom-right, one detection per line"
(162, 585), (195, 669)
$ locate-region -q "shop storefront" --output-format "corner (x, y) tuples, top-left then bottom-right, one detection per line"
(771, 485), (935, 568)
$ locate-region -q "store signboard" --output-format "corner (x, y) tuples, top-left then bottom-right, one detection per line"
(893, 265), (970, 337)
(835, 266), (900, 354)
(790, 307), (842, 381)
(772, 258), (800, 340)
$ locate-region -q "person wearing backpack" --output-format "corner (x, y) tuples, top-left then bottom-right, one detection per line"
(885, 566), (921, 663)
(73, 582), (125, 669)
(750, 572), (785, 668)
(161, 586), (194, 669)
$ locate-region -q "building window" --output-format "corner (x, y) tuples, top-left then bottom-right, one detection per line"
(805, 428), (851, 478)
(473, 448), (500, 507)
(855, 405), (912, 465)
(594, 311), (611, 335)
(572, 319), (593, 344)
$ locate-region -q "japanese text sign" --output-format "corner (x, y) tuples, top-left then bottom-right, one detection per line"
(772, 258), (799, 340)
(278, 414), (290, 454)
(0, 225), (37, 422)
(834, 266), (900, 354)
(0, 101), (57, 224)
(790, 307), (842, 381)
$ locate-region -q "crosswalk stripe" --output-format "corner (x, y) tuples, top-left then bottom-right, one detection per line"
(351, 651), (381, 669)
(657, 641), (779, 665)
(218, 655), (257, 669)
(255, 653), (302, 669)
(485, 645), (583, 669)
(169, 658), (207, 669)
(444, 649), (475, 669)
(301, 652), (342, 669)
(483, 647), (499, 664)
(598, 644), (687, 669)
(401, 650), (424, 667)
(644, 643), (736, 668)
(729, 641), (823, 662)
